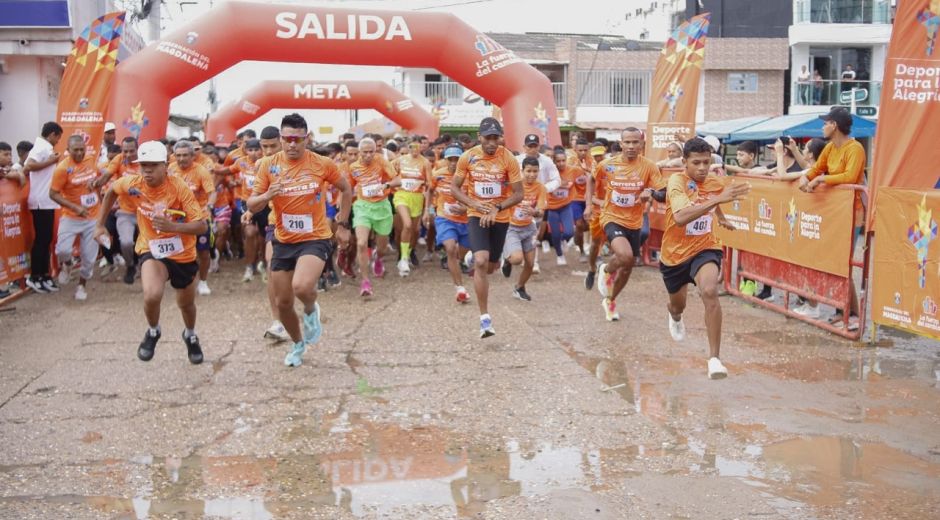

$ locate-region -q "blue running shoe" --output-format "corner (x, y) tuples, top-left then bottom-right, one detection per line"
(302, 302), (322, 345)
(284, 341), (306, 367)
(479, 313), (495, 339)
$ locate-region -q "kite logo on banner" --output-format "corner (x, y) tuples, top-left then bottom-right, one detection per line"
(907, 194), (938, 289)
(529, 103), (552, 145)
(917, 3), (940, 55)
(123, 101), (149, 139)
(786, 198), (798, 242)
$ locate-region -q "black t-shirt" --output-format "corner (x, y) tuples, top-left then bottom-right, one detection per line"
(767, 159), (802, 173)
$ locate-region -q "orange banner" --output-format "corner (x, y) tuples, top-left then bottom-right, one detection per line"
(0, 179), (30, 285)
(715, 176), (856, 278)
(55, 12), (126, 161)
(645, 13), (710, 162)
(871, 188), (940, 340)
(868, 0), (940, 228)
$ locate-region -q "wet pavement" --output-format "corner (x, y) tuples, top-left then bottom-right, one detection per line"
(1, 254), (938, 519)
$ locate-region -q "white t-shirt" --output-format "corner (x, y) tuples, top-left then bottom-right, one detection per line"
(25, 136), (60, 210)
(515, 152), (560, 192)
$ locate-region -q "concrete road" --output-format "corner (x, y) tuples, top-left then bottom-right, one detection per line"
(1, 255), (938, 519)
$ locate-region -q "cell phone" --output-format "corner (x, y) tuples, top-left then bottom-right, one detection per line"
(780, 136), (791, 145)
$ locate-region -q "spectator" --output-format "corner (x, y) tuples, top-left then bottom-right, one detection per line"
(797, 65), (811, 105)
(789, 138), (828, 318)
(656, 142), (684, 168)
(840, 64), (856, 93)
(0, 142), (26, 187)
(106, 143), (122, 162)
(99, 122), (116, 166)
(812, 70), (824, 104)
(13, 141), (32, 172)
(724, 140), (758, 175)
(23, 121), (64, 293)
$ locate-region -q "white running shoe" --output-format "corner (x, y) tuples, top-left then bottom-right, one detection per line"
(197, 280), (211, 296)
(242, 266), (254, 282)
(602, 298), (620, 322)
(541, 241), (550, 254)
(708, 357), (728, 379)
(264, 321), (290, 342)
(556, 254), (567, 266)
(793, 302), (821, 319)
(114, 254), (126, 267)
(463, 250), (475, 270)
(456, 286), (471, 304)
(57, 264), (71, 286)
(209, 255), (220, 274)
(397, 258), (411, 277)
(98, 257), (109, 269)
(596, 263), (611, 298)
(668, 313), (686, 341)
(532, 261), (541, 274)
(74, 285), (87, 301)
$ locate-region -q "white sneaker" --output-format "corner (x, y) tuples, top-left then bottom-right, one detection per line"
(114, 254), (126, 267)
(596, 263), (611, 298)
(463, 251), (475, 270)
(668, 313), (686, 341)
(98, 257), (109, 269)
(209, 255), (220, 273)
(708, 357), (728, 379)
(397, 258), (411, 277)
(264, 321), (290, 342)
(242, 266), (254, 282)
(602, 297), (620, 322)
(455, 286), (471, 304)
(74, 285), (87, 301)
(197, 280), (211, 296)
(793, 302), (821, 319)
(541, 241), (550, 254)
(256, 260), (265, 273)
(532, 261), (540, 274)
(57, 264), (71, 286)
(556, 254), (567, 266)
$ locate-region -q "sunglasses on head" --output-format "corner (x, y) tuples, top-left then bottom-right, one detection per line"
(282, 135), (305, 143)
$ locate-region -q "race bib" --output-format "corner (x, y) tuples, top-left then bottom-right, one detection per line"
(149, 236), (183, 259)
(685, 215), (713, 236)
(513, 206), (529, 221)
(362, 183), (385, 198)
(474, 181), (501, 199)
(401, 178), (422, 192)
(80, 193), (99, 208)
(282, 213), (313, 233)
(443, 203), (463, 217)
(552, 188), (570, 199)
(243, 175), (255, 189)
(611, 192), (636, 208)
(575, 175), (588, 185)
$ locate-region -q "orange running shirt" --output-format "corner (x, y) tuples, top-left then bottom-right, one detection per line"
(430, 166), (468, 224)
(168, 162), (214, 208)
(50, 156), (102, 220)
(660, 172), (726, 267)
(599, 155), (663, 230)
(348, 156), (397, 203)
(393, 154), (432, 193)
(590, 161), (608, 208)
(253, 150), (342, 244)
(568, 155), (593, 201)
(112, 174), (206, 263)
(195, 153), (216, 172)
(106, 153), (141, 212)
(510, 181), (548, 227)
(229, 156), (258, 202)
(223, 146), (245, 167)
(546, 164), (578, 210)
(454, 145), (522, 224)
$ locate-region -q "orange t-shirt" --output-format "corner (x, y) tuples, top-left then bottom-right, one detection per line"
(229, 155), (258, 202)
(50, 156), (101, 220)
(568, 154), (593, 201)
(546, 165), (578, 210)
(168, 162), (214, 208)
(393, 154), (432, 194)
(590, 162), (608, 209)
(223, 146), (245, 167)
(348, 156), (397, 203)
(430, 166), (468, 224)
(195, 153), (216, 172)
(510, 181), (548, 227)
(112, 174), (206, 263)
(599, 155), (664, 230)
(253, 150), (342, 244)
(106, 153), (141, 213)
(660, 172), (726, 267)
(454, 145), (522, 224)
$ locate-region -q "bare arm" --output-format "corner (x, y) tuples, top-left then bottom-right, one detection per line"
(672, 182), (750, 226)
(49, 189), (86, 217)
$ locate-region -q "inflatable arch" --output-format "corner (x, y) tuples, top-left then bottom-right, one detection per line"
(110, 1), (561, 150)
(205, 80), (439, 146)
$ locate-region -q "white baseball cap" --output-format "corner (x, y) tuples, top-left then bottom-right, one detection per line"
(134, 140), (168, 163)
(702, 135), (721, 152)
(104, 122), (116, 132)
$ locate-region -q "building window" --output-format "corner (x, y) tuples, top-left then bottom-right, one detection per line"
(576, 70), (651, 106)
(728, 72), (759, 93)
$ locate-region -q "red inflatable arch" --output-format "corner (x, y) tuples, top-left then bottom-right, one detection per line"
(205, 80), (439, 145)
(109, 1), (560, 150)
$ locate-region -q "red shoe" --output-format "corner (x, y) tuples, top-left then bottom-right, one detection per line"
(456, 287), (471, 304)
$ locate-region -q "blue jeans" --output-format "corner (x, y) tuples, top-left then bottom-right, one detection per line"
(546, 205), (575, 255)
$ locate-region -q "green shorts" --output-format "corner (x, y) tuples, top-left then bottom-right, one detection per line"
(353, 198), (393, 236)
(393, 190), (425, 218)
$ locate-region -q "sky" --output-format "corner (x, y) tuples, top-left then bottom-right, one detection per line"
(126, 0), (682, 139)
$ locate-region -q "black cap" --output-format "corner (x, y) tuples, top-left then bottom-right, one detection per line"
(819, 107), (852, 132)
(524, 134), (540, 146)
(478, 117), (503, 137)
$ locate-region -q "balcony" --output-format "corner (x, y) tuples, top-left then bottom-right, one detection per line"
(791, 79), (881, 107)
(552, 82), (567, 107)
(794, 0), (891, 24)
(411, 80), (567, 108)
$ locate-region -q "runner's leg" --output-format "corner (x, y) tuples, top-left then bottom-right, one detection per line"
(695, 262), (722, 360)
(175, 278), (197, 330)
(141, 259), (169, 328)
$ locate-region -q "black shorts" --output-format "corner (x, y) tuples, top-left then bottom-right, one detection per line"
(140, 253), (199, 290)
(659, 249), (723, 295)
(251, 206), (271, 231)
(604, 223), (641, 258)
(271, 239), (333, 272)
(467, 217), (509, 262)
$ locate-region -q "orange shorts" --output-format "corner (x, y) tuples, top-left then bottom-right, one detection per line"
(589, 210), (605, 244)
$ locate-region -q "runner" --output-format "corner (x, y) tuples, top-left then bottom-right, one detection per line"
(96, 141), (209, 364)
(336, 140), (359, 279)
(248, 113), (352, 367)
(222, 129), (256, 168)
(500, 157), (547, 301)
(545, 150), (578, 266)
(168, 140), (217, 296)
(100, 137), (141, 284)
(224, 139), (264, 282)
(49, 135), (103, 301)
(660, 137), (749, 379)
(568, 138), (592, 261)
(392, 142), (432, 277)
(347, 137), (399, 298)
(451, 117), (523, 338)
(426, 145), (471, 303)
(587, 128), (665, 322)
(583, 143), (609, 289)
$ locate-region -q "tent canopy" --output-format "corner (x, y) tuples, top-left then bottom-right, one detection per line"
(696, 116), (772, 140)
(727, 113), (877, 142)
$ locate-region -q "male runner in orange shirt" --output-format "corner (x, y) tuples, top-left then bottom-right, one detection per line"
(99, 136), (141, 284)
(97, 141), (209, 365)
(168, 139), (217, 296)
(583, 144), (609, 289)
(660, 138), (749, 379)
(225, 139), (264, 282)
(568, 138), (593, 260)
(249, 113), (352, 367)
(451, 117), (523, 338)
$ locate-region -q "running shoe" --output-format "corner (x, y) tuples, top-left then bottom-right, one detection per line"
(264, 321), (290, 342)
(360, 279), (373, 297)
(793, 303), (821, 319)
(410, 250), (419, 267)
(756, 285), (774, 301)
(668, 313), (686, 341)
(302, 302), (322, 345)
(480, 314), (496, 339)
(243, 266), (254, 282)
(501, 258), (512, 278)
(342, 258), (356, 278)
(440, 255), (448, 270)
(556, 254), (567, 266)
(541, 241), (550, 254)
(740, 279), (757, 296)
(57, 264), (71, 286)
(256, 260), (265, 273)
(209, 254), (220, 274)
(138, 328), (161, 361)
(26, 277), (49, 294)
(603, 298), (620, 321)
(41, 277), (60, 292)
(123, 264), (137, 285)
(114, 254), (126, 267)
(327, 269), (341, 288)
(74, 285), (88, 301)
(596, 263), (612, 298)
(317, 277), (327, 292)
(463, 251), (475, 271)
(584, 271), (595, 290)
(512, 286), (532, 302)
(708, 357), (728, 380)
(197, 280), (211, 296)
(371, 251), (385, 278)
(284, 341), (306, 367)
(183, 331), (204, 364)
(456, 286), (471, 304)
(397, 258), (411, 277)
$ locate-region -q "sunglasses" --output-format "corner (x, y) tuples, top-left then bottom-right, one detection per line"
(282, 135), (305, 144)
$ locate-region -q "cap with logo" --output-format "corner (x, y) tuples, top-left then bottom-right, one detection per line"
(443, 145), (463, 159)
(478, 117), (503, 137)
(590, 145), (606, 157)
(134, 141), (168, 163)
(524, 134), (540, 146)
(104, 122), (116, 132)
